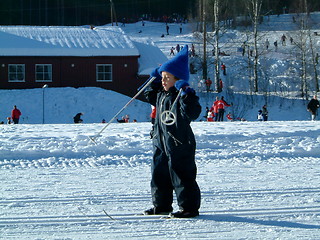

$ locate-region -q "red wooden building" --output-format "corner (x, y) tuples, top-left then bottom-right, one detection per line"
(0, 26), (167, 97)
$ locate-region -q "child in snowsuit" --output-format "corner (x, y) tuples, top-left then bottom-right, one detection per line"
(207, 111), (214, 122)
(144, 45), (201, 218)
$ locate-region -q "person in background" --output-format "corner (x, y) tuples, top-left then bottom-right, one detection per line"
(221, 63), (227, 75)
(217, 96), (231, 122)
(205, 78), (212, 92)
(124, 114), (130, 122)
(210, 96), (220, 122)
(191, 44), (196, 57)
(73, 113), (83, 123)
(218, 79), (223, 92)
(226, 112), (233, 121)
(257, 110), (263, 121)
(116, 116), (126, 123)
(176, 43), (180, 53)
(307, 95), (320, 121)
(170, 47), (175, 56)
(11, 105), (21, 124)
(203, 106), (210, 121)
(207, 111), (214, 122)
(262, 105), (268, 121)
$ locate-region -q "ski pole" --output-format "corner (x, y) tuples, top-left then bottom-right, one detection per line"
(88, 76), (156, 144)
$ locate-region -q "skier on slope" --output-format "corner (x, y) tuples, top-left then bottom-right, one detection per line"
(143, 45), (201, 218)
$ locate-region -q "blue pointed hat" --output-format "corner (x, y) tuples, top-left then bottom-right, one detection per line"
(159, 45), (189, 82)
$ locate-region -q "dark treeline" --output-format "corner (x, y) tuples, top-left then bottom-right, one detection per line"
(0, 0), (196, 26)
(0, 0), (319, 26)
(198, 0), (320, 23)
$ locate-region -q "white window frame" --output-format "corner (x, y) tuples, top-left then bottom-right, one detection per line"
(96, 64), (112, 82)
(35, 64), (52, 82)
(8, 64), (25, 82)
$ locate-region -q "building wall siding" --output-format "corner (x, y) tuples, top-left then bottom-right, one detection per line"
(0, 56), (143, 97)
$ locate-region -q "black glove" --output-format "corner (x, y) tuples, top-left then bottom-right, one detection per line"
(138, 67), (162, 91)
(175, 80), (195, 96)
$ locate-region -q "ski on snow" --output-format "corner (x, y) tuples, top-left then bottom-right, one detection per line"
(102, 209), (179, 221)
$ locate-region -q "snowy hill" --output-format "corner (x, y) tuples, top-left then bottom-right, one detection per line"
(0, 87), (151, 124)
(1, 13), (319, 123)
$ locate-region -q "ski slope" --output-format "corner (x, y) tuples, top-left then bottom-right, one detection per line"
(1, 121), (320, 239)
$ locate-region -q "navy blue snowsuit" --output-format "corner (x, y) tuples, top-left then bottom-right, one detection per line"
(144, 83), (201, 212)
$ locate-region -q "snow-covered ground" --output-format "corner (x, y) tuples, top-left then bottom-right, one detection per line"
(1, 122), (320, 239)
(1, 13), (320, 239)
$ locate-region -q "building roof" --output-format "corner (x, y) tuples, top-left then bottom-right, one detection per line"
(134, 41), (168, 76)
(0, 25), (139, 56)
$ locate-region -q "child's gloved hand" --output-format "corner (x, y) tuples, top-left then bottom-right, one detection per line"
(150, 67), (162, 83)
(139, 67), (162, 91)
(150, 67), (162, 89)
(175, 80), (195, 96)
(175, 80), (189, 90)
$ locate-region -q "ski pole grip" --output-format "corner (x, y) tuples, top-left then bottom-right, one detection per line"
(137, 76), (157, 91)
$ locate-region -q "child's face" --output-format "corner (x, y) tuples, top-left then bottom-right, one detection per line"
(161, 71), (177, 91)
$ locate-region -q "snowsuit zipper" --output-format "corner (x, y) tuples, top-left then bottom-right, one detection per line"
(167, 132), (182, 146)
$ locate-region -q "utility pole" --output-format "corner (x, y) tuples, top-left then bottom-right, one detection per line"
(45, 0), (48, 25)
(199, 0), (203, 32)
(110, 0), (118, 26)
(202, 0), (207, 80)
(20, 0), (23, 25)
(214, 0), (220, 92)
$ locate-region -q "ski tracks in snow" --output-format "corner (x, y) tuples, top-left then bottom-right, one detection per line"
(1, 122), (320, 238)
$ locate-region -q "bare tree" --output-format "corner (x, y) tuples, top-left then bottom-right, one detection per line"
(308, 29), (319, 92)
(244, 0), (263, 93)
(193, 0), (222, 91)
(291, 0), (319, 99)
(213, 0), (221, 92)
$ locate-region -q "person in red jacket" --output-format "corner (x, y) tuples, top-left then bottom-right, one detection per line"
(210, 96), (220, 121)
(11, 105), (22, 124)
(217, 96), (230, 122)
(221, 63), (226, 75)
(205, 78), (212, 92)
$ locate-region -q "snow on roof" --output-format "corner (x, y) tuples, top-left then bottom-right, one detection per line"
(0, 25), (139, 56)
(134, 41), (168, 75)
